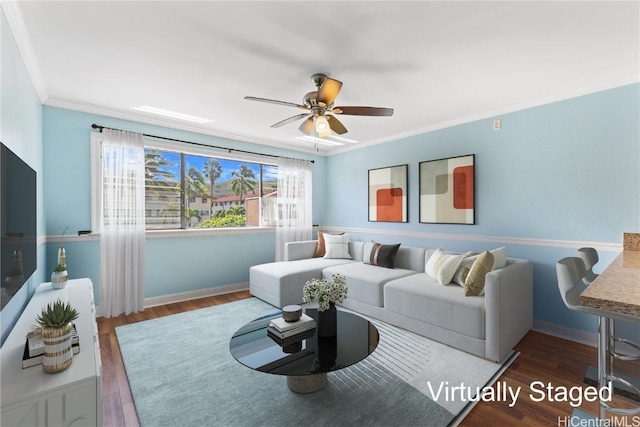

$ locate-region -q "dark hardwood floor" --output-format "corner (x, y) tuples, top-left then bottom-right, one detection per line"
(97, 291), (638, 426)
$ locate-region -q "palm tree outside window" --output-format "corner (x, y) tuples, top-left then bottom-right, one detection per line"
(142, 148), (276, 230)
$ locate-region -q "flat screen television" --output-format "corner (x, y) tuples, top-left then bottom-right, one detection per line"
(1, 143), (37, 310)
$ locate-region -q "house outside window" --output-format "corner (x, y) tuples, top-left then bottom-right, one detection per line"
(144, 148), (278, 230)
(92, 133), (283, 233)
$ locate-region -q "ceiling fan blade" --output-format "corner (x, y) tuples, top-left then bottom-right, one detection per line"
(244, 96), (307, 110)
(333, 106), (394, 116)
(298, 117), (315, 136)
(317, 78), (343, 106)
(271, 113), (310, 128)
(327, 115), (348, 135)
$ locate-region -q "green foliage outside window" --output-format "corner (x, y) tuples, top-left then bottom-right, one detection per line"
(144, 148), (275, 230)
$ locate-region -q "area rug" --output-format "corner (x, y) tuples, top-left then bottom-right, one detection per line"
(116, 298), (516, 427)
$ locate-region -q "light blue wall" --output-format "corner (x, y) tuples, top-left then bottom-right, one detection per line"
(3, 2), (637, 342)
(1, 9), (46, 345)
(42, 107), (327, 303)
(325, 84), (640, 334)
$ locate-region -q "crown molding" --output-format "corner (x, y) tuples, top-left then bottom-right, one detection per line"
(44, 97), (328, 157)
(329, 74), (640, 156)
(44, 73), (640, 158)
(5, 0), (636, 159)
(1, 1), (48, 103)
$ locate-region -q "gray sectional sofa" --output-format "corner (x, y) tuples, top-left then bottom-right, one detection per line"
(249, 240), (533, 362)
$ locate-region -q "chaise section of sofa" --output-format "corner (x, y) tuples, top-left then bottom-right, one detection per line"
(249, 240), (359, 308)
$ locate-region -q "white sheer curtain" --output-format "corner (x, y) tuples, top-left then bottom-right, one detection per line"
(276, 157), (313, 261)
(98, 129), (146, 317)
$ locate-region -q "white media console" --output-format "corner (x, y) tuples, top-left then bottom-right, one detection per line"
(1, 278), (102, 426)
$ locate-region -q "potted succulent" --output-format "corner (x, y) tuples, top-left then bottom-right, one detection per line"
(35, 299), (79, 373)
(51, 227), (68, 289)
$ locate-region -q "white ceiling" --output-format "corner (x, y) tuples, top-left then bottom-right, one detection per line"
(6, 1), (639, 155)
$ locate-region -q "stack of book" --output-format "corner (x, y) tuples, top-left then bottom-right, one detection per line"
(22, 324), (80, 369)
(267, 313), (315, 346)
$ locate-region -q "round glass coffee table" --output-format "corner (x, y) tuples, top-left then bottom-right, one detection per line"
(229, 308), (379, 393)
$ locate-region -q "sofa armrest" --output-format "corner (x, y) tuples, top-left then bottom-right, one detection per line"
(285, 240), (318, 261)
(484, 258), (533, 362)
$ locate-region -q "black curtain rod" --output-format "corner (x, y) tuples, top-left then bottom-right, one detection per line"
(91, 124), (314, 163)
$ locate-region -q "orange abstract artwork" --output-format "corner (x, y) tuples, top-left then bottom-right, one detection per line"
(368, 164), (408, 222)
(376, 188), (404, 221)
(453, 166), (474, 209)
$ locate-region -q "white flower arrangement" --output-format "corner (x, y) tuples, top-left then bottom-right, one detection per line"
(303, 274), (348, 311)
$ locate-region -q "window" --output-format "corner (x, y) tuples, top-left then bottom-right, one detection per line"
(144, 149), (278, 230)
(92, 133), (278, 232)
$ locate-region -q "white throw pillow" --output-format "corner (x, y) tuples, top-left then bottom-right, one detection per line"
(425, 248), (463, 285)
(323, 233), (352, 259)
(490, 246), (507, 270)
(425, 248), (443, 275)
(363, 241), (376, 264)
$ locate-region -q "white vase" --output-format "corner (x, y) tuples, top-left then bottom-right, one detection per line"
(51, 270), (68, 289)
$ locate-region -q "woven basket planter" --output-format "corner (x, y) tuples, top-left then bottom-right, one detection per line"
(42, 323), (74, 373)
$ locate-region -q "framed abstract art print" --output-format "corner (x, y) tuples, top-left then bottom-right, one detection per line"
(368, 164), (408, 222)
(419, 154), (475, 224)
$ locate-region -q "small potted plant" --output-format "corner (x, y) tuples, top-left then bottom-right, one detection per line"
(51, 226), (68, 289)
(303, 274), (348, 337)
(35, 299), (79, 373)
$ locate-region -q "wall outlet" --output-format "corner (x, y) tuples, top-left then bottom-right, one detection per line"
(493, 120), (501, 131)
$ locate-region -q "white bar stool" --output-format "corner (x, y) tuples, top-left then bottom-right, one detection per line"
(556, 257), (640, 418)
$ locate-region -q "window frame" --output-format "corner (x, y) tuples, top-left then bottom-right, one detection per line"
(91, 132), (278, 236)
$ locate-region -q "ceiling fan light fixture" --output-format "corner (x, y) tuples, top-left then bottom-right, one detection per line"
(314, 115), (331, 137)
(245, 73), (394, 142)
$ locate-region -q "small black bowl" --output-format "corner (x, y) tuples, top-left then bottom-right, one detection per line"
(282, 304), (302, 322)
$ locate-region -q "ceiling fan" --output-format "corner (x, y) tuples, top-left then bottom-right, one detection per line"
(244, 73), (394, 138)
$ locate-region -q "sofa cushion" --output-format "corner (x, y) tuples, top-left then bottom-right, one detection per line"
(464, 251), (494, 296)
(322, 263), (418, 307)
(425, 248), (463, 285)
(384, 273), (485, 340)
(395, 246), (427, 272)
(323, 233), (352, 259)
(363, 242), (401, 268)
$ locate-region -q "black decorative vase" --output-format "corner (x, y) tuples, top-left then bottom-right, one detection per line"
(317, 302), (337, 337)
(318, 336), (337, 368)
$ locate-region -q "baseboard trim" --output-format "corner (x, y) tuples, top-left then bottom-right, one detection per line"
(97, 282), (249, 313)
(104, 285), (600, 351)
(143, 282), (249, 308)
(533, 319), (596, 348)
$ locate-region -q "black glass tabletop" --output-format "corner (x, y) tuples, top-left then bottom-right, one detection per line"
(229, 308), (379, 377)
